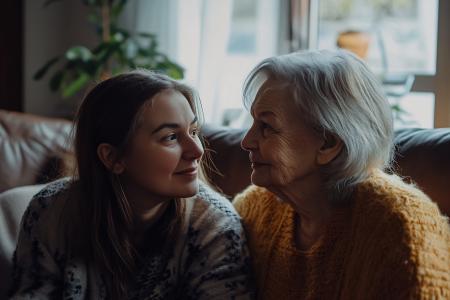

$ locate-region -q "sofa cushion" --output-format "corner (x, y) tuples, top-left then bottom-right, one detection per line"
(0, 184), (44, 299)
(0, 110), (74, 193)
(202, 125), (252, 198)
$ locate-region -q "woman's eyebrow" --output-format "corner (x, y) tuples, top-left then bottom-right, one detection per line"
(251, 110), (276, 120)
(151, 116), (198, 134)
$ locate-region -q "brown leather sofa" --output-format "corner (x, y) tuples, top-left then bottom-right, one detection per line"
(0, 110), (74, 194)
(1, 109), (450, 298)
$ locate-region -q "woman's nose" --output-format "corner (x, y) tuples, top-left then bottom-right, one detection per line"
(183, 135), (204, 160)
(241, 125), (257, 152)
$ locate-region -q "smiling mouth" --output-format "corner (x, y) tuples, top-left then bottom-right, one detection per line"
(174, 168), (198, 176)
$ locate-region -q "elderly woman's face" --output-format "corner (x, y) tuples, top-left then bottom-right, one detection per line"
(241, 80), (325, 189)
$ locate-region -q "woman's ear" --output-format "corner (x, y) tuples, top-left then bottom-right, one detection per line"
(97, 143), (126, 174)
(316, 133), (343, 165)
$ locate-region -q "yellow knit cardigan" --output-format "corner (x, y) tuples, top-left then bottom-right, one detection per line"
(233, 170), (450, 299)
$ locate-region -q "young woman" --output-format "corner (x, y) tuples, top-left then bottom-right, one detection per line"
(10, 71), (253, 299)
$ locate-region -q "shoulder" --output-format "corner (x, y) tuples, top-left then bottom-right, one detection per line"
(182, 183), (252, 276)
(183, 182), (249, 260)
(353, 170), (448, 233)
(353, 170), (450, 297)
(29, 177), (71, 206)
(233, 184), (273, 206)
(26, 178), (71, 210)
(178, 183), (254, 298)
(21, 178), (72, 236)
(355, 170), (446, 224)
(189, 182), (243, 231)
(232, 185), (282, 222)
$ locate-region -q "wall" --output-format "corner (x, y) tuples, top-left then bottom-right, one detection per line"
(23, 0), (176, 118)
(23, 0), (97, 117)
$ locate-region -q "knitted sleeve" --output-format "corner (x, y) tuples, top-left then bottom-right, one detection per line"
(8, 180), (72, 299)
(402, 199), (450, 299)
(347, 177), (450, 300)
(371, 185), (450, 299)
(360, 206), (449, 299)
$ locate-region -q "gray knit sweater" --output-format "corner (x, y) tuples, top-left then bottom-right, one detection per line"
(9, 179), (254, 299)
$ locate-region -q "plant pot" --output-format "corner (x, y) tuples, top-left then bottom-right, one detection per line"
(336, 30), (371, 59)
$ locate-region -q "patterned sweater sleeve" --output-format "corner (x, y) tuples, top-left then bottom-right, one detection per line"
(9, 180), (71, 299)
(179, 185), (255, 299)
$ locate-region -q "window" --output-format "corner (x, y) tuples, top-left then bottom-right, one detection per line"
(318, 0), (438, 75)
(175, 0), (449, 127)
(175, 0), (280, 126)
(315, 0), (440, 128)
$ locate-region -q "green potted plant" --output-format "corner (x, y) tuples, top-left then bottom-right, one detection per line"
(34, 0), (184, 100)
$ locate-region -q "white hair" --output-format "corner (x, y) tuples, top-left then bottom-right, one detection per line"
(243, 49), (394, 203)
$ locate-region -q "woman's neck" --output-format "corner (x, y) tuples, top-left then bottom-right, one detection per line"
(294, 208), (331, 251)
(270, 175), (334, 251)
(119, 178), (172, 246)
(131, 201), (170, 248)
(134, 201), (169, 229)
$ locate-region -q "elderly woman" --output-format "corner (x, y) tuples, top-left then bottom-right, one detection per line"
(233, 49), (450, 299)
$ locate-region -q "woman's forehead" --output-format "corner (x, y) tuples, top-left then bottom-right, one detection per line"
(251, 81), (296, 117)
(139, 90), (195, 127)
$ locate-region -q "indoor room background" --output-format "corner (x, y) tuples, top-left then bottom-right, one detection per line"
(1, 0), (449, 128)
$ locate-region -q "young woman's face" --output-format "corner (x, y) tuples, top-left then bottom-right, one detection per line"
(241, 80), (324, 189)
(121, 89), (203, 201)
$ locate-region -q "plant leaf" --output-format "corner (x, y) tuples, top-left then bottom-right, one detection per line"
(112, 32), (125, 43)
(111, 1), (127, 20)
(65, 46), (93, 62)
(168, 67), (184, 79)
(137, 32), (156, 39)
(34, 57), (60, 80)
(62, 73), (91, 98)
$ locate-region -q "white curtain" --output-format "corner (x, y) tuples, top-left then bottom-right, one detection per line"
(120, 0), (284, 126)
(119, 0), (179, 59)
(119, 0), (233, 124)
(176, 0), (233, 123)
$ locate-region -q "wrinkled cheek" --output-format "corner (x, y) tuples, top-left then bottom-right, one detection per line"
(266, 141), (298, 186)
(270, 161), (298, 186)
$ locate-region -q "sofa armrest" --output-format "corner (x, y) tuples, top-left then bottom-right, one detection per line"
(0, 184), (45, 299)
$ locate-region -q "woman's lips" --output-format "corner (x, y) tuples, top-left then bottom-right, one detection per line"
(175, 167), (198, 176)
(249, 154), (268, 169)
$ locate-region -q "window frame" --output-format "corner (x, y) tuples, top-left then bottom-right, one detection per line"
(293, 0), (450, 127)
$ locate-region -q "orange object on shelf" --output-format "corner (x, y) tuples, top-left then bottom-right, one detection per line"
(337, 30), (371, 59)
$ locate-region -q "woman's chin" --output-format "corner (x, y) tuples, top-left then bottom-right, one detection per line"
(176, 181), (199, 198)
(250, 173), (271, 188)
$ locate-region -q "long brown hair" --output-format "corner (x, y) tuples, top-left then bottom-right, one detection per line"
(62, 70), (204, 299)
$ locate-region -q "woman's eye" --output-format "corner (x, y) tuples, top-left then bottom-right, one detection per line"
(191, 128), (199, 136)
(163, 133), (177, 142)
(260, 122), (277, 136)
(261, 122), (272, 131)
